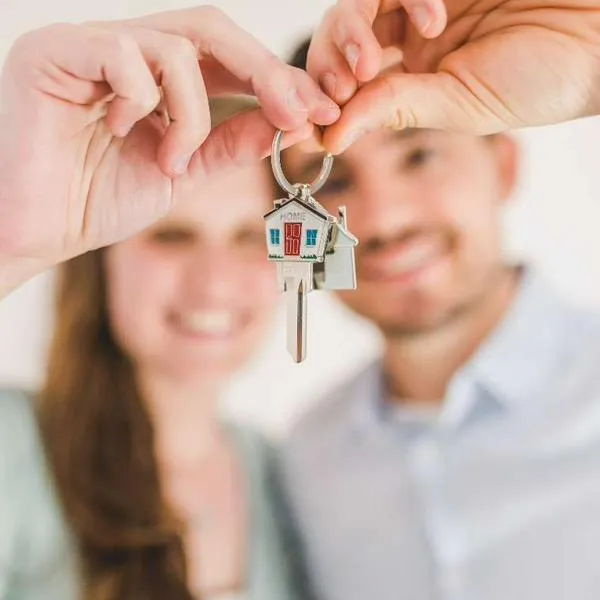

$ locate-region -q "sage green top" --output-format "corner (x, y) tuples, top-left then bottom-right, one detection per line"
(0, 388), (305, 600)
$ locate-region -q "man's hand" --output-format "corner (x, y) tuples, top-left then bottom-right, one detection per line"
(308, 0), (600, 153)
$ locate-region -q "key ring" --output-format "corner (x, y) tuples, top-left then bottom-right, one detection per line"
(271, 129), (334, 197)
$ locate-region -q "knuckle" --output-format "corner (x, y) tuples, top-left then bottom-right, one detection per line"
(379, 77), (416, 129)
(392, 106), (417, 130)
(196, 4), (226, 25)
(158, 37), (198, 77)
(312, 7), (342, 48)
(322, 5), (339, 25)
(9, 24), (68, 68)
(165, 36), (198, 64)
(17, 22), (60, 45)
(250, 54), (286, 95)
(330, 4), (354, 32)
(139, 87), (161, 114)
(108, 32), (139, 61)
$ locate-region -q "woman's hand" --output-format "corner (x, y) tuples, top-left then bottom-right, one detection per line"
(0, 6), (340, 295)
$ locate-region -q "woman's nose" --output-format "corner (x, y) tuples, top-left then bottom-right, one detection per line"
(183, 245), (243, 304)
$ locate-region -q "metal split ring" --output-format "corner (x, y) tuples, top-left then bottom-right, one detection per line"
(271, 129), (333, 197)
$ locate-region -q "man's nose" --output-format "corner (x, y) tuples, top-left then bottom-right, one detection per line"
(353, 174), (425, 241)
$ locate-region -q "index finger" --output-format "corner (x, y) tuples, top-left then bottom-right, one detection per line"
(340, 0), (447, 40)
(125, 6), (340, 131)
(308, 0), (447, 104)
(187, 107), (314, 184)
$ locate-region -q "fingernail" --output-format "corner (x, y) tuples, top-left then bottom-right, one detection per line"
(338, 128), (367, 154)
(324, 99), (341, 118)
(411, 5), (432, 34)
(321, 73), (337, 98)
(288, 88), (308, 112)
(344, 44), (361, 76)
(173, 154), (192, 175)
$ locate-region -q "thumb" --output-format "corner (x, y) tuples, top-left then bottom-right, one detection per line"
(188, 107), (313, 181)
(322, 71), (506, 154)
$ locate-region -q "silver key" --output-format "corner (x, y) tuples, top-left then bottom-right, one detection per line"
(283, 263), (310, 362)
(265, 130), (358, 362)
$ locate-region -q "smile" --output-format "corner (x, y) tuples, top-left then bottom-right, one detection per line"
(172, 310), (237, 338)
(359, 236), (449, 283)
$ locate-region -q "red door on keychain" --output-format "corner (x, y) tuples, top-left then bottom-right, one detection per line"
(284, 222), (302, 256)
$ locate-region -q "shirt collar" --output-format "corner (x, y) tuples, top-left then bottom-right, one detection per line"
(352, 267), (586, 436)
(463, 267), (580, 413)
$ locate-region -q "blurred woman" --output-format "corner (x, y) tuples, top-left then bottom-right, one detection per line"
(0, 97), (299, 600)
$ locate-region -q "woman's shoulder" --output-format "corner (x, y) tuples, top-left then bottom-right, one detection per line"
(0, 387), (44, 473)
(226, 421), (285, 502)
(0, 386), (59, 524)
(227, 422), (315, 600)
(0, 387), (79, 597)
(227, 421), (276, 466)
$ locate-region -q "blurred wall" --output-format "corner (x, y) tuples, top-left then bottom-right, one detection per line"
(1, 0), (599, 437)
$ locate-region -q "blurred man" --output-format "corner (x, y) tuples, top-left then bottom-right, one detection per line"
(273, 39), (600, 600)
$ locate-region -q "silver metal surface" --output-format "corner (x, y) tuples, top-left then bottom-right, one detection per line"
(271, 129), (334, 196)
(282, 262), (312, 362)
(266, 131), (358, 363)
(286, 277), (307, 362)
(314, 207), (358, 291)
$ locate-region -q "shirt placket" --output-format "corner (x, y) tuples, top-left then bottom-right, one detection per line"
(406, 375), (479, 600)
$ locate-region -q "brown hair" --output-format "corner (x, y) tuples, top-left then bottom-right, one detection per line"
(39, 96), (259, 600)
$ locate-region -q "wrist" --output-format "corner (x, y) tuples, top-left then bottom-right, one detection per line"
(0, 253), (50, 300)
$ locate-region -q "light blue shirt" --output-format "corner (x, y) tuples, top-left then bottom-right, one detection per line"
(278, 270), (600, 600)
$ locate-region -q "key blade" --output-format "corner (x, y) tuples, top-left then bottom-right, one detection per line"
(286, 277), (307, 363)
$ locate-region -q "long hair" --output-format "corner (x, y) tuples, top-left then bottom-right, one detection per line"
(38, 96), (259, 600)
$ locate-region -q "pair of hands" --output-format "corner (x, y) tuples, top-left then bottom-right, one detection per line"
(1, 0), (599, 296)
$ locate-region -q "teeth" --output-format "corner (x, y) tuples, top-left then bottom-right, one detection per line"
(179, 311), (234, 335)
(376, 242), (440, 276)
(391, 245), (436, 272)
(378, 242), (440, 276)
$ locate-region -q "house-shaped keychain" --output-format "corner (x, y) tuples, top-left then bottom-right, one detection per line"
(265, 130), (359, 362)
(264, 192), (358, 292)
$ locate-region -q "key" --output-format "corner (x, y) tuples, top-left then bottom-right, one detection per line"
(265, 130), (358, 362)
(283, 264), (310, 362)
(265, 187), (323, 362)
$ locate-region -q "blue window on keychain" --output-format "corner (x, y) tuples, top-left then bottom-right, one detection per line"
(306, 229), (318, 247)
(270, 229), (281, 245)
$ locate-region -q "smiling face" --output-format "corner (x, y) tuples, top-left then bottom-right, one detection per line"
(283, 128), (518, 336)
(104, 162), (279, 384)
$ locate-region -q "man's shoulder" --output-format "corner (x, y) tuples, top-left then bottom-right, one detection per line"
(553, 302), (600, 394)
(527, 272), (600, 340)
(282, 360), (381, 460)
(491, 271), (600, 379)
(549, 294), (600, 364)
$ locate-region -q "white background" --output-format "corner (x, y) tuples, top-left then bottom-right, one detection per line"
(1, 0), (600, 437)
